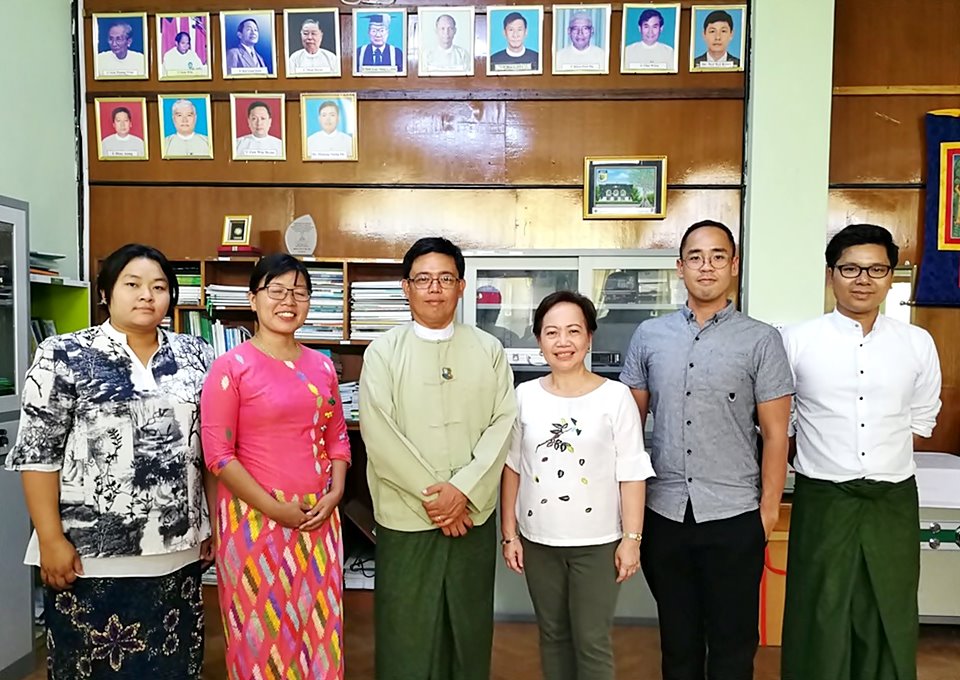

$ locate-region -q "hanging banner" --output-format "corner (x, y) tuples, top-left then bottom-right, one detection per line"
(915, 110), (960, 306)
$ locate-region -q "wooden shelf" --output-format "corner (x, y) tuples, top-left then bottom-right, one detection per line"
(342, 498), (376, 544)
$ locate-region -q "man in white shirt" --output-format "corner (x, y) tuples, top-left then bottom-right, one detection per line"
(622, 8), (675, 71)
(287, 19), (339, 76)
(554, 12), (606, 72)
(162, 99), (211, 158)
(693, 10), (740, 67)
(234, 101), (283, 158)
(781, 224), (942, 680)
(100, 106), (146, 158)
(306, 101), (354, 160)
(96, 22), (146, 77)
(162, 32), (204, 77)
(421, 14), (471, 74)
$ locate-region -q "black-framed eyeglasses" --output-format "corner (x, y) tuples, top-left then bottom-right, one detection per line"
(834, 264), (892, 279)
(681, 253), (731, 270)
(407, 273), (460, 290)
(255, 284), (311, 301)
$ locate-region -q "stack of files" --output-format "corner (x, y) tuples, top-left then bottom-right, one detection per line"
(349, 280), (410, 340)
(201, 564), (218, 586)
(173, 264), (201, 306)
(30, 251), (65, 276)
(205, 284), (249, 310)
(296, 267), (344, 341)
(339, 381), (359, 423)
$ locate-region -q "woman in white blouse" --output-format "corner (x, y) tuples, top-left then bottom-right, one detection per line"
(500, 290), (654, 680)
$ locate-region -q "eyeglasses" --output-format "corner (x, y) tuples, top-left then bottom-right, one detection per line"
(407, 273), (460, 290)
(256, 284), (311, 302)
(682, 253), (731, 270)
(834, 264), (892, 279)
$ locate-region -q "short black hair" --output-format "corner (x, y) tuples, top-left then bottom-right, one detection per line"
(825, 224), (899, 269)
(318, 100), (339, 115)
(174, 31), (190, 43)
(703, 9), (734, 31)
(246, 100), (271, 117)
(237, 18), (258, 32)
(112, 106), (131, 122)
(533, 291), (598, 337)
(503, 12), (527, 30)
(402, 237), (465, 279)
(679, 219), (737, 258)
(97, 244), (179, 315)
(638, 8), (664, 28)
(248, 253), (312, 293)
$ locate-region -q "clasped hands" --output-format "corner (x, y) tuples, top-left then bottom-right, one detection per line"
(422, 482), (472, 537)
(270, 488), (343, 531)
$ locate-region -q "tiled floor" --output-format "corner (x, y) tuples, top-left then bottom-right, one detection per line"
(20, 589), (960, 679)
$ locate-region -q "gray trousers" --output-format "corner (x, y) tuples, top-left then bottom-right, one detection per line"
(521, 537), (622, 680)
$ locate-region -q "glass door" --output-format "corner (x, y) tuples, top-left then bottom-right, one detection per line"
(0, 197), (29, 416)
(578, 255), (686, 380)
(463, 257), (579, 383)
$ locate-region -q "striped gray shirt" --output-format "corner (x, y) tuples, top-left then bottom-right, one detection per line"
(620, 303), (794, 523)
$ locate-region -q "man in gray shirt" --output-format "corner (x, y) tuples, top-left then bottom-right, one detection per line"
(621, 219), (793, 680)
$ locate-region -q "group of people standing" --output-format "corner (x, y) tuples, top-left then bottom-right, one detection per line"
(6, 219), (940, 680)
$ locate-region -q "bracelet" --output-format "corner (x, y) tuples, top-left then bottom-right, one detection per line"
(623, 532), (642, 543)
(500, 535), (519, 546)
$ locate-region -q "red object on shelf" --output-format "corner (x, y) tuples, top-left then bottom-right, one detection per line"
(216, 245), (262, 256)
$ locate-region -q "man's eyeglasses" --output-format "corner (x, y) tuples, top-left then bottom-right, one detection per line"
(256, 284), (311, 301)
(407, 273), (460, 290)
(682, 253), (731, 270)
(834, 264), (892, 279)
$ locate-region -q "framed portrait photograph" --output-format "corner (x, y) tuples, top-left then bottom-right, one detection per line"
(284, 8), (341, 78)
(353, 9), (408, 77)
(157, 94), (213, 160)
(94, 97), (148, 161)
(222, 215), (252, 246)
(301, 93), (358, 162)
(552, 4), (611, 75)
(620, 3), (680, 74)
(417, 7), (475, 77)
(689, 4), (746, 72)
(230, 94), (286, 161)
(487, 6), (544, 76)
(221, 10), (278, 79)
(92, 12), (149, 80)
(156, 13), (212, 81)
(583, 156), (667, 219)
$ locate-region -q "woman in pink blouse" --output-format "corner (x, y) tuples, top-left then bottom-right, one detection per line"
(201, 253), (350, 680)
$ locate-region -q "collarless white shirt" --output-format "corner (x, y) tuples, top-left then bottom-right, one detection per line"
(783, 310), (942, 483)
(413, 320), (454, 341)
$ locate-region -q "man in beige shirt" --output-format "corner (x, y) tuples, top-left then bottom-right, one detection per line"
(360, 236), (516, 680)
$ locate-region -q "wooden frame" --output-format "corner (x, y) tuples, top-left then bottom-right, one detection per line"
(230, 93), (287, 161)
(551, 4), (612, 76)
(583, 156), (667, 219)
(352, 9), (408, 78)
(417, 6), (476, 77)
(689, 4), (746, 73)
(222, 215), (253, 246)
(619, 3), (681, 74)
(220, 10), (278, 79)
(486, 5), (545, 76)
(157, 94), (214, 160)
(300, 93), (359, 162)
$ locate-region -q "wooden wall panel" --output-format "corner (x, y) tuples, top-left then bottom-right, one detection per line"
(914, 306), (960, 454)
(830, 96), (959, 185)
(83, 7), (745, 97)
(88, 185), (741, 261)
(87, 0), (748, 10)
(827, 189), (922, 264)
(833, 0), (960, 87)
(88, 99), (744, 186)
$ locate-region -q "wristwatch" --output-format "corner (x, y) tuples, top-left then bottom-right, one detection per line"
(623, 532), (642, 543)
(500, 535), (519, 546)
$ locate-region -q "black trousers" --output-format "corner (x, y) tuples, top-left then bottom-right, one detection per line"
(640, 503), (766, 680)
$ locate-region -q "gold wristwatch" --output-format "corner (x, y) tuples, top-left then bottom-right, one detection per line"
(623, 532), (642, 543)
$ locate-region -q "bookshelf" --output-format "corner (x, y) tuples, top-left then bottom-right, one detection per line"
(29, 276), (90, 347)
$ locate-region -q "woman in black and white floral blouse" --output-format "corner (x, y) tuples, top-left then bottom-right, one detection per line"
(5, 244), (216, 679)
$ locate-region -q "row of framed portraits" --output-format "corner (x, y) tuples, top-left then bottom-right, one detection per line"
(91, 4), (745, 81)
(93, 94), (358, 162)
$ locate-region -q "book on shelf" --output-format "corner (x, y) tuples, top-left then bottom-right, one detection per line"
(183, 310), (251, 355)
(349, 280), (411, 340)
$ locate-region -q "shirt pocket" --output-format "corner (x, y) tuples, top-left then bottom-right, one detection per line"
(701, 352), (753, 403)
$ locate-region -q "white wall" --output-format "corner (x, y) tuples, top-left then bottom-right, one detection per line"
(0, 0), (80, 279)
